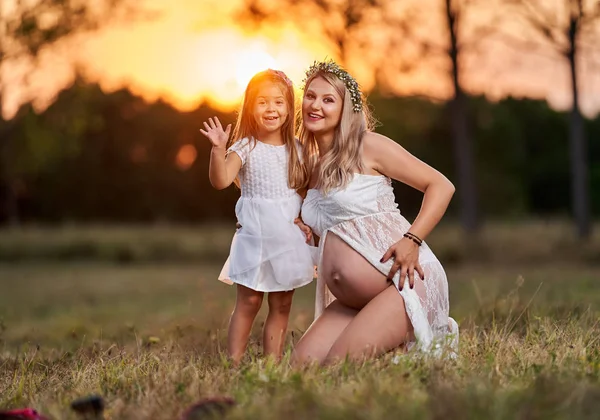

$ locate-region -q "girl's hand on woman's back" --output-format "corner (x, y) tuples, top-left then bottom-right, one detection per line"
(294, 218), (313, 244)
(200, 117), (231, 149)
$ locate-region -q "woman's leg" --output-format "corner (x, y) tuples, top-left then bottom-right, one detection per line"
(291, 300), (359, 365)
(263, 290), (295, 358)
(324, 285), (414, 364)
(228, 284), (264, 364)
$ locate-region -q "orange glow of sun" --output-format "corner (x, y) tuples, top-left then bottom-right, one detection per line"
(72, 18), (334, 114)
(4, 0), (600, 119)
(234, 49), (278, 88)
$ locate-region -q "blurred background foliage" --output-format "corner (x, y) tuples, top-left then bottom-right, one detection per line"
(0, 80), (598, 225)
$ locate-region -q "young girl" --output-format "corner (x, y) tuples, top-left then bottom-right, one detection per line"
(200, 69), (315, 364)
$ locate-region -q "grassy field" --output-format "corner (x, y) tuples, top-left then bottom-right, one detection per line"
(0, 224), (599, 419)
(0, 220), (599, 265)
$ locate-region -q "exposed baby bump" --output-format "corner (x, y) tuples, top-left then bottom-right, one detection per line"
(321, 233), (391, 309)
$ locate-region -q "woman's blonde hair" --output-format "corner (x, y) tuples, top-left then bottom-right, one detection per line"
(298, 70), (374, 192)
(229, 69), (307, 189)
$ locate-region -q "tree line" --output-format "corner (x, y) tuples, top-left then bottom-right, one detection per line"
(0, 79), (598, 225)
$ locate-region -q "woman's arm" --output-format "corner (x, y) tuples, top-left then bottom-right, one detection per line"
(362, 132), (455, 289)
(363, 132), (455, 241)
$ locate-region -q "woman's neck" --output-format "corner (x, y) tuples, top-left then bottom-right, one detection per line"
(314, 132), (334, 157)
(258, 130), (284, 146)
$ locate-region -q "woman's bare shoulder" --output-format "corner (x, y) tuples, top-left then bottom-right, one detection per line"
(361, 131), (404, 173)
(363, 131), (400, 148)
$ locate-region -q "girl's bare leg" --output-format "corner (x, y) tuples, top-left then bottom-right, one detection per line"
(263, 290), (295, 358)
(228, 284), (264, 364)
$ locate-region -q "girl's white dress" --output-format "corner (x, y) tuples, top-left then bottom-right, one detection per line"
(218, 138), (315, 292)
(301, 173), (459, 357)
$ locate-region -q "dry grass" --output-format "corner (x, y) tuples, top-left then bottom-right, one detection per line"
(0, 224), (599, 419)
(0, 219), (599, 264)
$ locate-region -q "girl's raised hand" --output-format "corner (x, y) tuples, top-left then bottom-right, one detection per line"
(200, 117), (231, 149)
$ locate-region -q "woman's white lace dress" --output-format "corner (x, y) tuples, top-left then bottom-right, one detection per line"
(218, 138), (315, 292)
(302, 173), (459, 356)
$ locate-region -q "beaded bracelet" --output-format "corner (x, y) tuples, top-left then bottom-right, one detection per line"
(406, 231), (423, 242)
(403, 232), (423, 246)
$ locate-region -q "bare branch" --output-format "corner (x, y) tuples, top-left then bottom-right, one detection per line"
(506, 0), (568, 47)
(580, 0), (600, 25)
(495, 28), (569, 57)
(520, 0), (559, 27)
(458, 24), (498, 52)
(1, 0), (148, 61)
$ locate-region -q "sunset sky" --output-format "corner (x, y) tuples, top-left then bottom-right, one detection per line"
(3, 0), (600, 118)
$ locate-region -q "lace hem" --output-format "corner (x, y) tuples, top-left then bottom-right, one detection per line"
(313, 212), (457, 357)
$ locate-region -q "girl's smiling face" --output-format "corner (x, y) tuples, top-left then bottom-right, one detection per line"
(252, 82), (289, 137)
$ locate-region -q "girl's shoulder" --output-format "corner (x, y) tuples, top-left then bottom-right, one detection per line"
(229, 137), (253, 150)
(229, 137), (260, 154)
(227, 137), (256, 165)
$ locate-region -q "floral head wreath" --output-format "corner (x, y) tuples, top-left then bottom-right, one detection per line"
(302, 60), (363, 112)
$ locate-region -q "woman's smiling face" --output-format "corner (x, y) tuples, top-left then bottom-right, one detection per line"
(302, 76), (343, 137)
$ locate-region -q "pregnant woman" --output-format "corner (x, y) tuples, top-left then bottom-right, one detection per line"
(294, 60), (459, 364)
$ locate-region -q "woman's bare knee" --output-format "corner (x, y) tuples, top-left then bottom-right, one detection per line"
(323, 286), (413, 363)
(291, 300), (358, 366)
(291, 343), (325, 366)
(324, 341), (379, 364)
(291, 351), (319, 366)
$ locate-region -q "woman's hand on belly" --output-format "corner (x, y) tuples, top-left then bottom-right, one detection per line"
(381, 237), (425, 290)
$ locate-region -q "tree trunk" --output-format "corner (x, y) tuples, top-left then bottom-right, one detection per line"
(4, 180), (19, 226)
(0, 70), (20, 226)
(445, 0), (479, 233)
(0, 118), (19, 226)
(567, 15), (591, 239)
